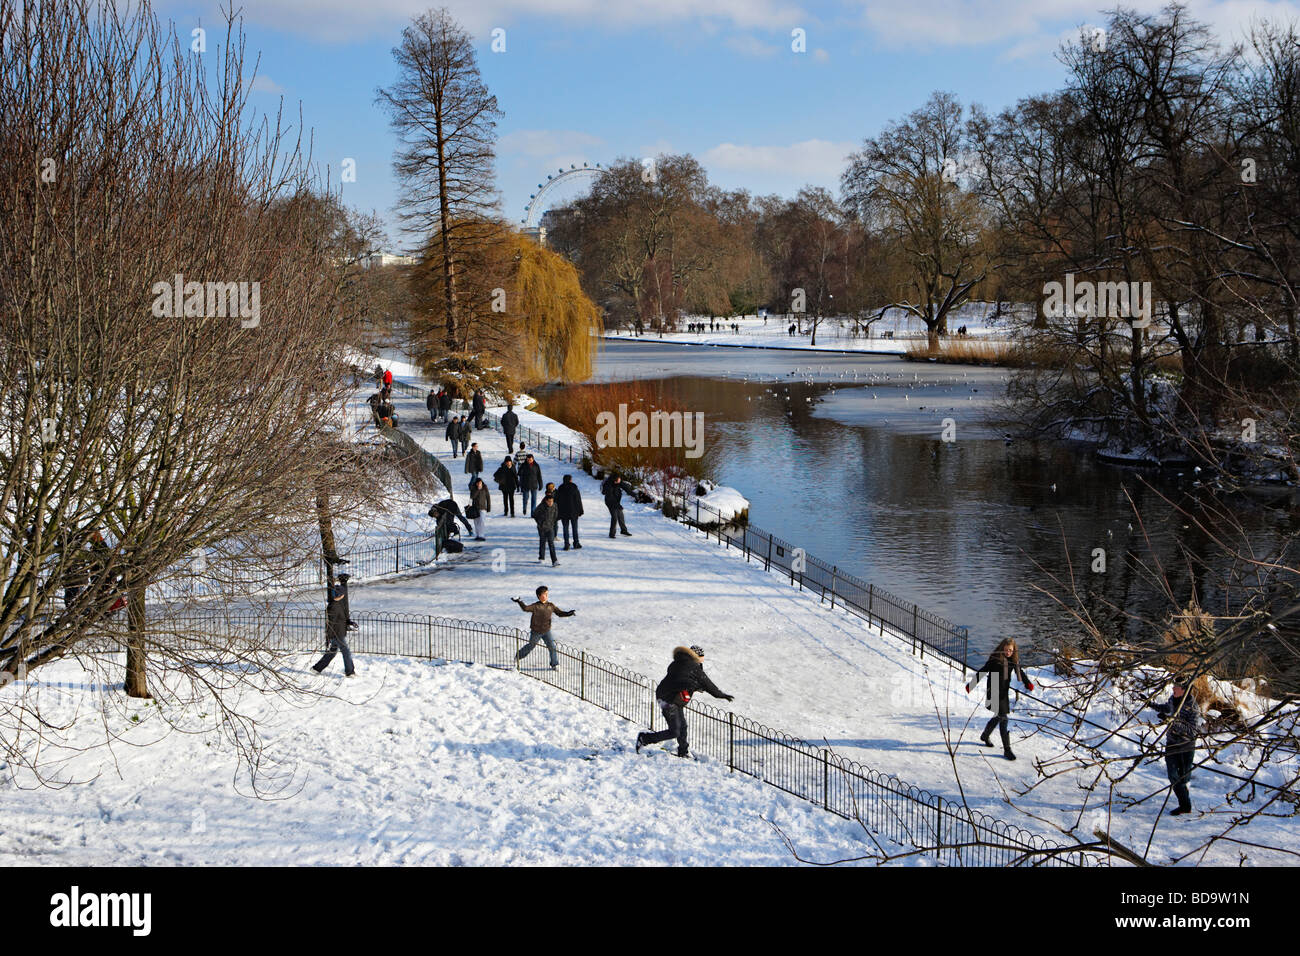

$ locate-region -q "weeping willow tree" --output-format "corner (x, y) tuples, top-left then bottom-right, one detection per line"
(409, 218), (601, 392)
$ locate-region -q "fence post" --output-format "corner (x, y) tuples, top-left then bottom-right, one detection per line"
(765, 536), (772, 571)
(695, 497), (699, 525)
(829, 567), (837, 610)
(580, 650), (586, 702)
(912, 604), (919, 644)
(395, 539), (400, 575)
(822, 749), (830, 809)
(935, 798), (944, 863)
(728, 711), (735, 772)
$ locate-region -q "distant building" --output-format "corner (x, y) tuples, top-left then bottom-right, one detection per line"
(361, 252), (416, 269)
(520, 225), (546, 246)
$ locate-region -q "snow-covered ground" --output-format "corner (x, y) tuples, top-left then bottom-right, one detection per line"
(0, 655), (873, 865)
(310, 381), (1299, 865)
(603, 305), (1022, 354)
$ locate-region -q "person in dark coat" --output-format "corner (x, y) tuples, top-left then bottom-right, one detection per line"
(601, 473), (631, 537)
(445, 415), (461, 454)
(438, 388), (452, 422)
(428, 498), (473, 540)
(965, 637), (1033, 760)
(493, 457), (518, 516)
(468, 477), (491, 540)
(636, 645), (733, 757)
(313, 584), (355, 676)
(471, 389), (487, 428)
(500, 404), (519, 455)
(464, 442), (484, 483)
(532, 491), (560, 566)
(518, 454), (543, 516)
(556, 474), (583, 550)
(456, 417), (472, 457)
(426, 389), (438, 422)
(367, 391), (383, 425)
(512, 586), (575, 669)
(1151, 679), (1200, 816)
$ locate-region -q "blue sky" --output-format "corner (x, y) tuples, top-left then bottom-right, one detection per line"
(154, 0), (1295, 249)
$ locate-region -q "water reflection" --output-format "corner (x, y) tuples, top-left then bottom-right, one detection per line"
(540, 340), (1297, 675)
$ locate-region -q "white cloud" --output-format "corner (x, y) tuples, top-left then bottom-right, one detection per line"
(499, 129), (604, 158)
(849, 0), (1300, 50)
(725, 34), (780, 57)
(701, 139), (855, 180)
(250, 75), (284, 94)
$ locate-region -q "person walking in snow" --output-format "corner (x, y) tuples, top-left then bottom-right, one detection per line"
(636, 645), (733, 758)
(518, 453), (543, 516)
(313, 583), (356, 677)
(1151, 678), (1200, 816)
(426, 388), (438, 423)
(500, 404), (520, 455)
(464, 442), (484, 484)
(471, 389), (487, 429)
(445, 414), (461, 455)
(467, 477), (491, 541)
(532, 490), (560, 566)
(438, 388), (452, 423)
(456, 416), (472, 457)
(601, 473), (631, 538)
(382, 368), (393, 388)
(512, 586), (575, 670)
(965, 637), (1033, 761)
(493, 457), (518, 517)
(556, 474), (583, 550)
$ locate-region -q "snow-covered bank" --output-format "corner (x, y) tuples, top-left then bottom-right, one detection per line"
(0, 655), (873, 866)
(602, 305), (1021, 355)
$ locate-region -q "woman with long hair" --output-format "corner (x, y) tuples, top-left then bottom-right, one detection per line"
(965, 637), (1034, 760)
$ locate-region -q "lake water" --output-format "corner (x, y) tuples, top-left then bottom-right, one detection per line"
(537, 339), (1298, 672)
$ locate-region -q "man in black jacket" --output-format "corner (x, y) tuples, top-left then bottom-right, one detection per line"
(464, 442), (484, 483)
(636, 645), (733, 757)
(1152, 680), (1200, 816)
(532, 491), (560, 566)
(471, 389), (487, 428)
(601, 474), (631, 538)
(313, 584), (356, 677)
(519, 453), (543, 516)
(445, 415), (461, 455)
(556, 474), (583, 549)
(500, 404), (519, 454)
(493, 458), (518, 516)
(426, 389), (437, 423)
(438, 389), (452, 422)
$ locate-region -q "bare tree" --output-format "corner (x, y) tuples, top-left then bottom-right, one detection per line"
(842, 92), (990, 348)
(0, 2), (401, 765)
(376, 7), (501, 351)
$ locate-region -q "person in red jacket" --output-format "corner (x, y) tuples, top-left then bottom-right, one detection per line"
(382, 368), (393, 387)
(966, 637), (1033, 760)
